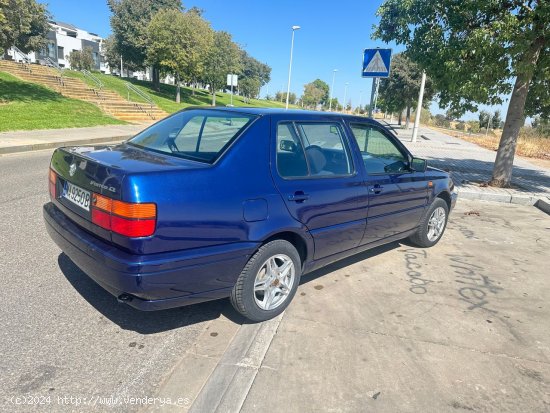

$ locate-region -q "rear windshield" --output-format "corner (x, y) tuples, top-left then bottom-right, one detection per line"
(128, 110), (257, 163)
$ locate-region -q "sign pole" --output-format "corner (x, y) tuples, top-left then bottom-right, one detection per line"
(368, 77), (376, 118)
(411, 71), (426, 143)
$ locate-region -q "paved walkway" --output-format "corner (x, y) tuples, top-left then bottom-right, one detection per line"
(0, 124), (148, 154)
(389, 123), (550, 206)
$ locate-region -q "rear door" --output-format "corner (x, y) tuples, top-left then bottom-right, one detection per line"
(347, 122), (428, 244)
(270, 115), (367, 260)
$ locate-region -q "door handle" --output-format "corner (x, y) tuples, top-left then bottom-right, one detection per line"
(370, 184), (384, 194)
(288, 191), (310, 202)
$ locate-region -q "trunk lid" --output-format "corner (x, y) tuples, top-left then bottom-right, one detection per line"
(50, 143), (208, 244)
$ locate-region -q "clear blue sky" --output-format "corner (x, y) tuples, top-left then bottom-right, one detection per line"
(41, 0), (507, 120)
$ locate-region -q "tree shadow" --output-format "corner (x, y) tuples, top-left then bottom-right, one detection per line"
(0, 75), (65, 103)
(424, 156), (550, 193)
(58, 253), (223, 334)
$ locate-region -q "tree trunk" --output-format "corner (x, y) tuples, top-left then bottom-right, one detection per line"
(489, 34), (544, 187)
(211, 87), (216, 106)
(398, 111), (402, 125)
(152, 66), (160, 92)
(405, 106), (411, 129)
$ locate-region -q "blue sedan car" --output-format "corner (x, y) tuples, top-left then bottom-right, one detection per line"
(44, 107), (457, 321)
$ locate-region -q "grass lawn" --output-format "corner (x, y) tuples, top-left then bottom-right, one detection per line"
(63, 70), (298, 113)
(0, 72), (125, 132)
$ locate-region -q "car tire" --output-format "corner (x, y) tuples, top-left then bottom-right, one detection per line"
(230, 240), (301, 322)
(408, 197), (449, 248)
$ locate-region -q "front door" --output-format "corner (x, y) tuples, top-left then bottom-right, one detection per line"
(347, 122), (428, 244)
(271, 118), (366, 260)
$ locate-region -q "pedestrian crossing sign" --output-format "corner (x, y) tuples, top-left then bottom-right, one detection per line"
(362, 48), (392, 78)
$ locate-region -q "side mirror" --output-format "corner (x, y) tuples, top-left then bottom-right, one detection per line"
(279, 139), (297, 152)
(410, 157), (427, 172)
(168, 128), (180, 139)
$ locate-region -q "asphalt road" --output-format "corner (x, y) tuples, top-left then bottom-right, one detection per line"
(0, 150), (224, 412)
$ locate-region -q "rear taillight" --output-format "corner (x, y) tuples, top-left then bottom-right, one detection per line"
(49, 169), (57, 198)
(91, 193), (156, 237)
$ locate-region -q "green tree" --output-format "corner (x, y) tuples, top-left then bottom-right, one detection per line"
(302, 81), (326, 108)
(202, 31), (241, 106)
(311, 79), (329, 106)
(479, 110), (491, 129)
(67, 47), (94, 71)
(146, 8), (213, 102)
(492, 110), (502, 129)
(101, 35), (121, 73)
(374, 0), (549, 187)
(0, 0), (50, 54)
(240, 77), (261, 103)
(378, 53), (434, 126)
(108, 0), (181, 90)
(239, 50), (271, 87)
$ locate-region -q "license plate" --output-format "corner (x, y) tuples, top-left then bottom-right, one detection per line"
(63, 181), (91, 211)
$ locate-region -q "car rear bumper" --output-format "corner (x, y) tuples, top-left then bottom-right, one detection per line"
(43, 202), (258, 311)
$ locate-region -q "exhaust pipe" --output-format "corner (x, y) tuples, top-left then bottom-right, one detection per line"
(117, 293), (133, 303)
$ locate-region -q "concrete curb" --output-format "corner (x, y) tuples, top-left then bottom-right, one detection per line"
(188, 313), (283, 413)
(0, 135), (131, 155)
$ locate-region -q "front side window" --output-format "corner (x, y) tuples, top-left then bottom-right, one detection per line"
(276, 122), (353, 178)
(349, 123), (408, 174)
(129, 110), (256, 163)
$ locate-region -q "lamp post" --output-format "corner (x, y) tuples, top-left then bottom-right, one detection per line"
(343, 82), (349, 113)
(285, 25), (300, 110)
(329, 69), (338, 111)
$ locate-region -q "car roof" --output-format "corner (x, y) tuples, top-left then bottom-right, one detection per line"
(183, 106), (379, 123)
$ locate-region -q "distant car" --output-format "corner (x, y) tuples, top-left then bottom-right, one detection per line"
(44, 108), (457, 322)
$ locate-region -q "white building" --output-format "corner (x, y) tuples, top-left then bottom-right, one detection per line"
(8, 20), (111, 73)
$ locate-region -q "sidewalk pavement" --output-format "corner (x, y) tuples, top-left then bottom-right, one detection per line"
(182, 199), (550, 413)
(0, 124), (149, 154)
(392, 124), (550, 211)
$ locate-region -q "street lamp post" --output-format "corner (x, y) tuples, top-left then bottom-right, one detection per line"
(285, 25), (300, 110)
(343, 82), (349, 113)
(329, 69), (338, 111)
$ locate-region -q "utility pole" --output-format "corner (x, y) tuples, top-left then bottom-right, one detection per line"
(329, 69), (337, 111)
(343, 82), (349, 113)
(368, 77), (376, 118)
(411, 71), (426, 143)
(285, 25), (300, 110)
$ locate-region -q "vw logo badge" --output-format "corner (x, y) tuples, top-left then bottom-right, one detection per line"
(69, 163), (77, 177)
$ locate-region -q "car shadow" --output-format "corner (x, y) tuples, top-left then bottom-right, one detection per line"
(300, 241), (402, 285)
(58, 241), (408, 330)
(58, 253), (224, 334)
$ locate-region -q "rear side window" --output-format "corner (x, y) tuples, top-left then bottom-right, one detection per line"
(276, 122), (353, 179)
(129, 110), (256, 163)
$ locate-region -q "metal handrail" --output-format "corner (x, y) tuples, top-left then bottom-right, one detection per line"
(44, 57), (64, 76)
(12, 46), (30, 64)
(81, 69), (104, 90)
(125, 82), (153, 107)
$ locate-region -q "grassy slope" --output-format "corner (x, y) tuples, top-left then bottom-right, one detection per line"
(63, 70), (297, 113)
(0, 72), (125, 132)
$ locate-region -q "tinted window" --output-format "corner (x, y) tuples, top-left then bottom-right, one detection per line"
(276, 123), (308, 178)
(349, 123), (408, 174)
(296, 123), (352, 176)
(129, 110), (256, 163)
(276, 122), (353, 178)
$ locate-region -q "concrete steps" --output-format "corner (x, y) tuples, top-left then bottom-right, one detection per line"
(0, 60), (168, 123)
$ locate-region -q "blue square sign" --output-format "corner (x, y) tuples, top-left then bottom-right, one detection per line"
(362, 48), (392, 78)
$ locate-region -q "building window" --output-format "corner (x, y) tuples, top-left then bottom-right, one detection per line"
(92, 52), (99, 67)
(47, 42), (56, 60)
(57, 46), (64, 59)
